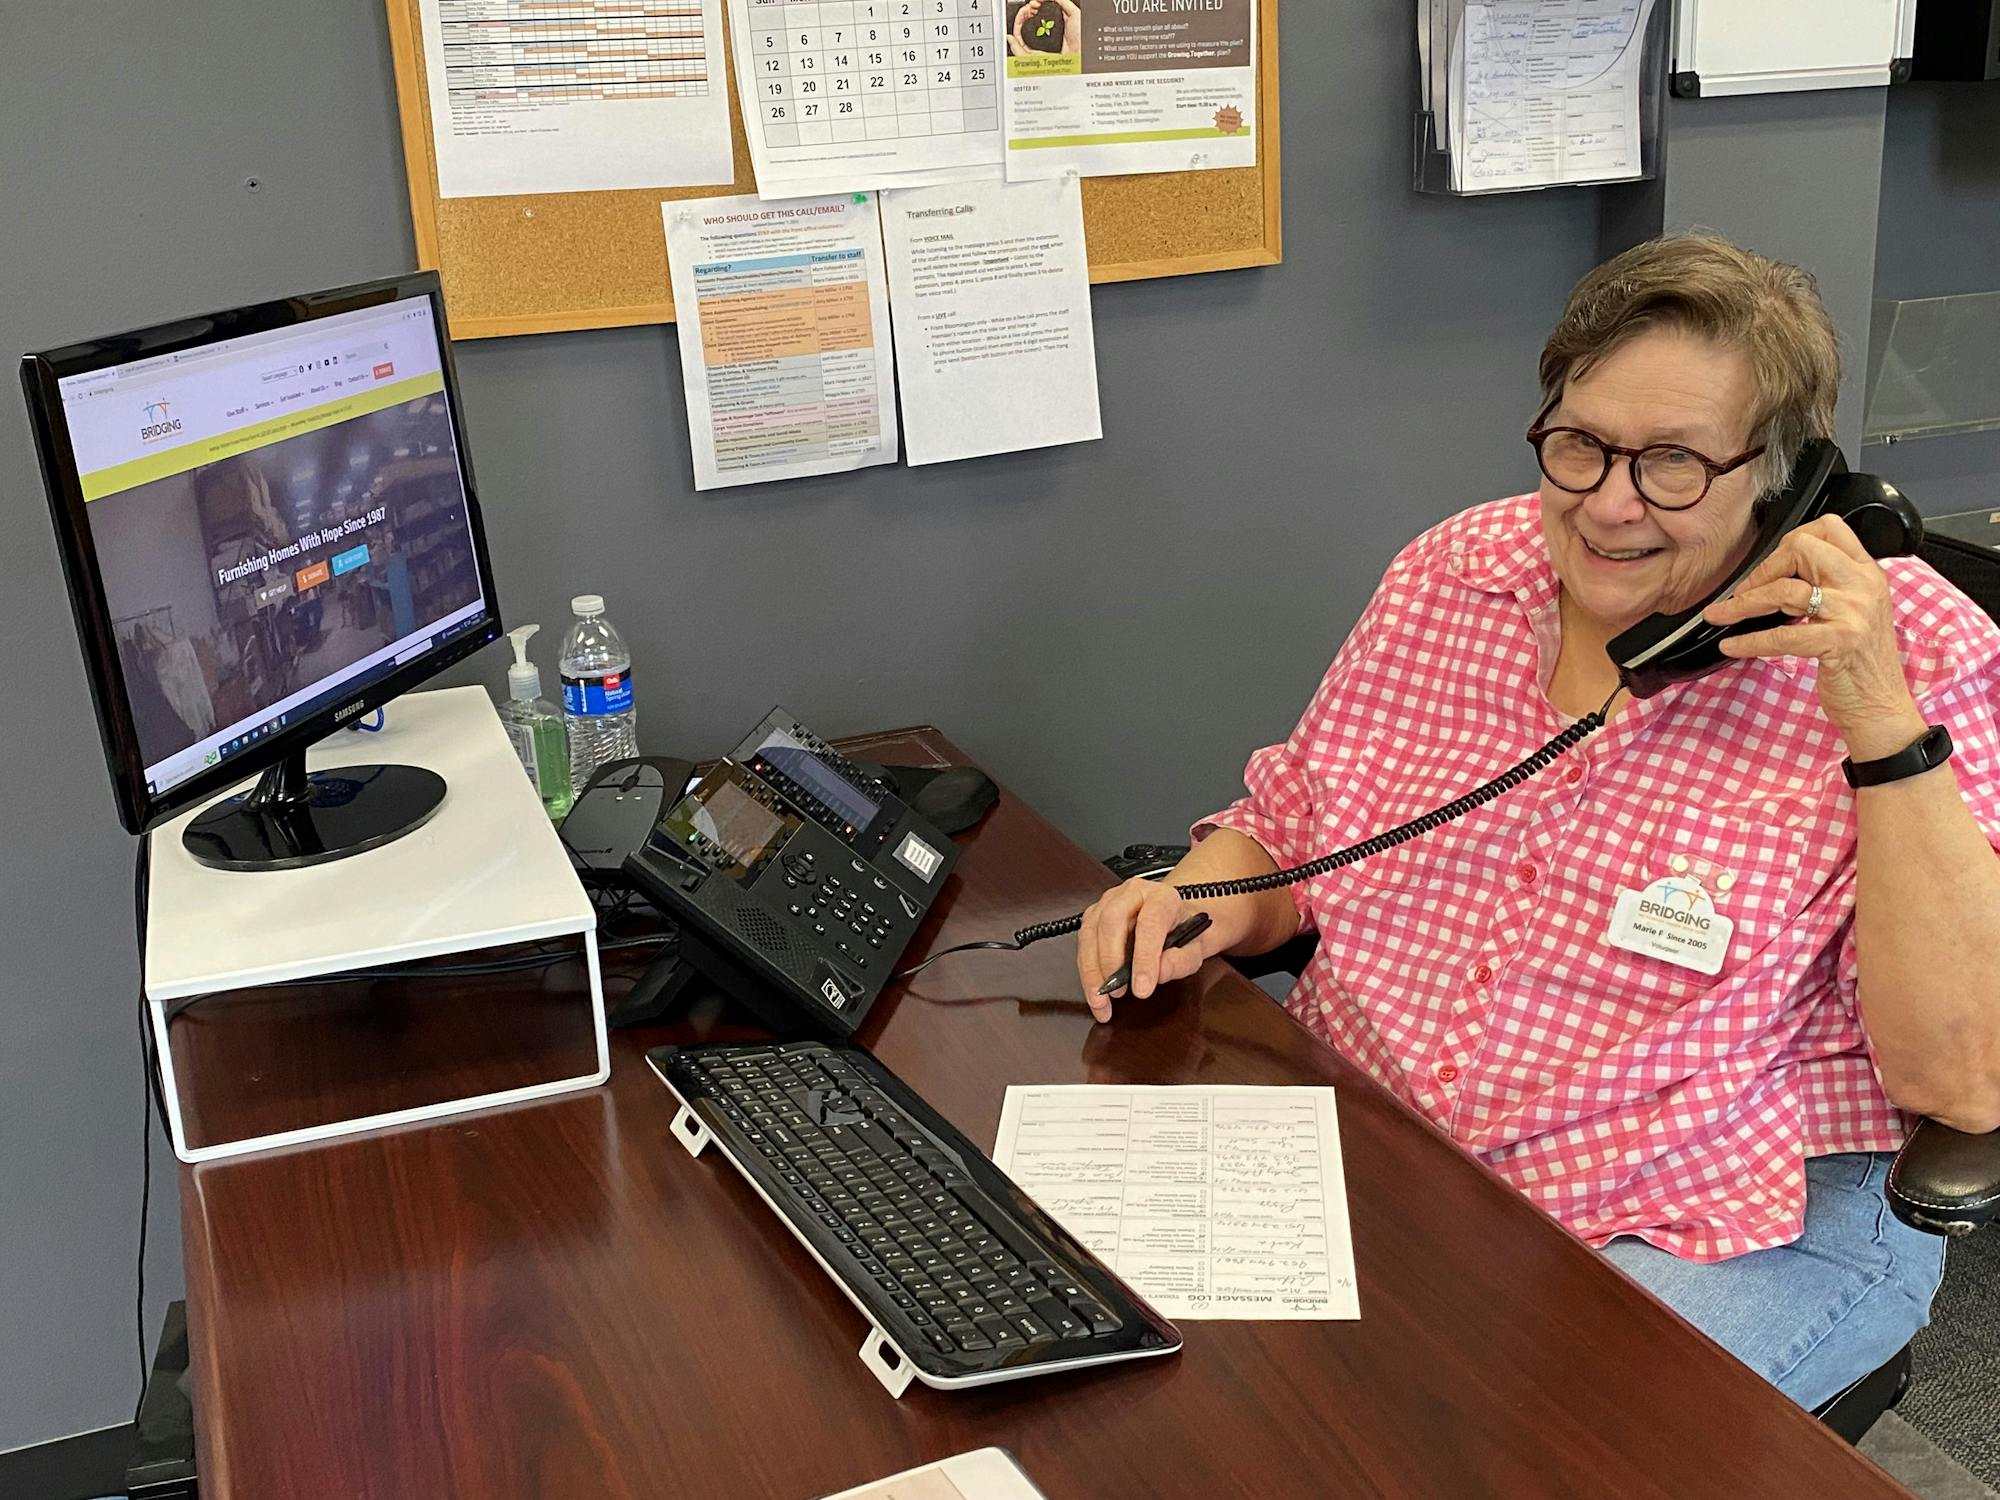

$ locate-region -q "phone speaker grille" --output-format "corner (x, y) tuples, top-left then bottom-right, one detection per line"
(735, 907), (793, 956)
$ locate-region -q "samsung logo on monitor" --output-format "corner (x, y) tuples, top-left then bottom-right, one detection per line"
(333, 700), (366, 723)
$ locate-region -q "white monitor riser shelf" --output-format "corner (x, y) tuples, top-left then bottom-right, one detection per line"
(143, 686), (607, 1163)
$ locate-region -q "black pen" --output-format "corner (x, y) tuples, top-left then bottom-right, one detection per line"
(1098, 911), (1213, 997)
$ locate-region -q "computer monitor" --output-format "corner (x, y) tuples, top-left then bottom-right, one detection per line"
(20, 271), (502, 871)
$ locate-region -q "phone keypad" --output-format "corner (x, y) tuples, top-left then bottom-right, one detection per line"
(818, 869), (895, 953)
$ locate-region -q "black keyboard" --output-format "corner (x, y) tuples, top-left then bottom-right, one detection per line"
(648, 1041), (1181, 1395)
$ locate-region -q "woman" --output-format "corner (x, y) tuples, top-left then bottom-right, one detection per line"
(1078, 233), (2000, 1409)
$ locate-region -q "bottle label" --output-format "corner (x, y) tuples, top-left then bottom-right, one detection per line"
(562, 670), (633, 716)
(505, 722), (537, 781)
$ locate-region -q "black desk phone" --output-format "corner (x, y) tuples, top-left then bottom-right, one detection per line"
(623, 709), (960, 1036)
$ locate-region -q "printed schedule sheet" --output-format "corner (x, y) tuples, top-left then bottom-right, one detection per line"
(421, 0), (733, 196)
(992, 1085), (1359, 1320)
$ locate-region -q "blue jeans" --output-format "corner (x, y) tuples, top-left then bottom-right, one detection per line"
(1601, 1152), (1946, 1411)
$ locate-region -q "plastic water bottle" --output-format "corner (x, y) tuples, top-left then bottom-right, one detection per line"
(559, 594), (638, 791)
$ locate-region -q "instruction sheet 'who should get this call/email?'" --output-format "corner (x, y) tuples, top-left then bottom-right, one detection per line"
(664, 192), (900, 490)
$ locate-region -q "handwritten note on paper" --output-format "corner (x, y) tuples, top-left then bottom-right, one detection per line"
(1451, 0), (1655, 191)
(991, 1085), (1359, 1320)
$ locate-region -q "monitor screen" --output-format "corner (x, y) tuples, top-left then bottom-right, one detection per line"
(47, 292), (491, 802)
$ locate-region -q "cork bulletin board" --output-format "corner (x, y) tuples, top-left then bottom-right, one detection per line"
(384, 0), (1281, 339)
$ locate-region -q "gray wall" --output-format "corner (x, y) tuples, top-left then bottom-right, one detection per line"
(1864, 81), (2000, 516)
(0, 2), (441, 1454)
(8, 0), (1967, 1457)
(1601, 88), (1890, 455)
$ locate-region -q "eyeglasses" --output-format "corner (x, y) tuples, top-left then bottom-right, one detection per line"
(1525, 402), (1764, 511)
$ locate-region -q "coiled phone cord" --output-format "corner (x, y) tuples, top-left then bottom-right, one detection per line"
(896, 688), (1621, 981)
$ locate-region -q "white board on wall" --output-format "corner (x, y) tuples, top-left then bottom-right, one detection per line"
(1673, 0), (1919, 96)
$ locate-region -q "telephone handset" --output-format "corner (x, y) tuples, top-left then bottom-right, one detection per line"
(1608, 439), (1923, 698)
(909, 446), (1929, 976)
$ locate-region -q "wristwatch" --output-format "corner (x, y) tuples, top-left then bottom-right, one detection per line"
(1842, 724), (1953, 788)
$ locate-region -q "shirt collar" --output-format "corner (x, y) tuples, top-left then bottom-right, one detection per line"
(1446, 513), (1561, 615)
(1443, 500), (1807, 685)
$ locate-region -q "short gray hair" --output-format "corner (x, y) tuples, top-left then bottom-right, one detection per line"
(1538, 232), (1841, 502)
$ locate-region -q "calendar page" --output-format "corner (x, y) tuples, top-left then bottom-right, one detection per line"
(731, 0), (1005, 196)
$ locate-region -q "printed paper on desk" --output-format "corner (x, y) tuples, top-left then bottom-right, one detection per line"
(992, 1084), (1360, 1320)
(880, 172), (1101, 466)
(820, 1447), (1049, 1500)
(664, 192), (899, 490)
(419, 0), (733, 197)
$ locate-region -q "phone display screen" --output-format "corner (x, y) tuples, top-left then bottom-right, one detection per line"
(661, 768), (794, 878)
(752, 727), (879, 830)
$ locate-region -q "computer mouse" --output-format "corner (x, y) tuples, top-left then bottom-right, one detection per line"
(910, 765), (998, 835)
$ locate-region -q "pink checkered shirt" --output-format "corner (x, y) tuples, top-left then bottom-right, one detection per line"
(1201, 495), (2000, 1260)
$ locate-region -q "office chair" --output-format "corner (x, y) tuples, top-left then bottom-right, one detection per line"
(1102, 529), (2000, 1441)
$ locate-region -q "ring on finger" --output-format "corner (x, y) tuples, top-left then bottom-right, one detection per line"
(1804, 582), (1824, 619)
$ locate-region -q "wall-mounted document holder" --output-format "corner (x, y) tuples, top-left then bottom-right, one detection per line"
(1864, 292), (2000, 445)
(1414, 0), (1669, 196)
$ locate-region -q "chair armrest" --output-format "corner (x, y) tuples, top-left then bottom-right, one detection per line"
(1229, 932), (1319, 984)
(1886, 1117), (2000, 1236)
(1102, 843), (1191, 881)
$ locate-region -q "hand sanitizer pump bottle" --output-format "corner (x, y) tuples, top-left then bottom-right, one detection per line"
(499, 624), (574, 821)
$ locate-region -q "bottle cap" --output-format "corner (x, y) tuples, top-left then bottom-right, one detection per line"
(571, 594), (605, 617)
(505, 623), (542, 701)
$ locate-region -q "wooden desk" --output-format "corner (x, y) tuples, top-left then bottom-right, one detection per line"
(176, 728), (1911, 1499)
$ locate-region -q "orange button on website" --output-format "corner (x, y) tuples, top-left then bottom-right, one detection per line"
(296, 560), (330, 591)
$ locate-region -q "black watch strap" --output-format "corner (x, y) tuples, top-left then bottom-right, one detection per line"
(1843, 724), (1953, 788)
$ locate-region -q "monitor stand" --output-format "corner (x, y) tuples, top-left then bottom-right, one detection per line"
(181, 743), (447, 872)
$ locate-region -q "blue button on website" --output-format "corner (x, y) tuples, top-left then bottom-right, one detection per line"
(331, 543), (370, 576)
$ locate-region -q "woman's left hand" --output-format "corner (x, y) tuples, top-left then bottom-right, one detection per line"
(1701, 515), (1924, 758)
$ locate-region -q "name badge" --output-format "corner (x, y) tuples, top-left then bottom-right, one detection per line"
(1606, 858), (1735, 976)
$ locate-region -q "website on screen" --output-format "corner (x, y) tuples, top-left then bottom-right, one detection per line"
(58, 298), (488, 796)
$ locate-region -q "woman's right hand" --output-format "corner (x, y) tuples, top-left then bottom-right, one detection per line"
(1076, 877), (1233, 1023)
